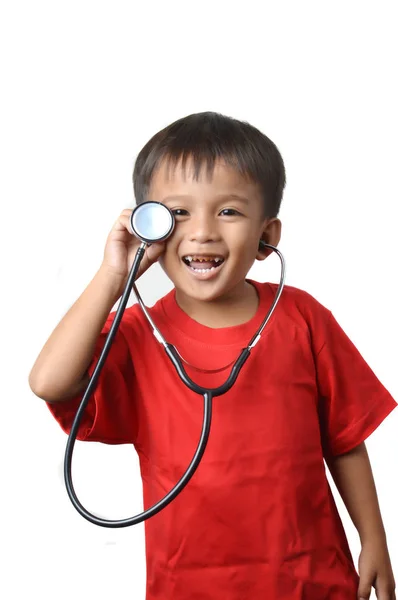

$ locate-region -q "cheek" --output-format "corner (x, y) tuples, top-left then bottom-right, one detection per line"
(228, 225), (255, 245)
(232, 233), (257, 256)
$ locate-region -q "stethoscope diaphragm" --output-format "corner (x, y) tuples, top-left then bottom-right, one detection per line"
(130, 201), (175, 244)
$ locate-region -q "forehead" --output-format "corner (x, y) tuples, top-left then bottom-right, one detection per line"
(148, 158), (262, 202)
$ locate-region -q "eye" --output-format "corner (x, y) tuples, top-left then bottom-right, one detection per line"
(219, 208), (241, 216)
(171, 208), (189, 217)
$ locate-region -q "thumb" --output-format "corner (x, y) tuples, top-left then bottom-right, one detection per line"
(145, 241), (166, 264)
(138, 241), (166, 276)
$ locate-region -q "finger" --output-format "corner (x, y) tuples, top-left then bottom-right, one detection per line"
(139, 242), (165, 269)
(115, 214), (134, 235)
(358, 579), (372, 600)
(145, 242), (166, 262)
(110, 210), (133, 233)
(375, 582), (395, 600)
(121, 208), (133, 217)
(135, 241), (166, 278)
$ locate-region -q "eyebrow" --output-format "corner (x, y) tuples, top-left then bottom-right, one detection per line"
(162, 194), (250, 205)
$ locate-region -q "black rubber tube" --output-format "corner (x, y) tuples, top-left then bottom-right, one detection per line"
(64, 246), (260, 528)
(64, 247), (214, 528)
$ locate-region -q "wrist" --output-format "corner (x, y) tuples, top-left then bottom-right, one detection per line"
(96, 265), (126, 300)
(360, 526), (387, 547)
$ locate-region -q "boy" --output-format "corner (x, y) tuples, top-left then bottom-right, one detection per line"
(29, 112), (396, 599)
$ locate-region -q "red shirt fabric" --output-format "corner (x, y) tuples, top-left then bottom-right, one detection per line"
(47, 280), (397, 599)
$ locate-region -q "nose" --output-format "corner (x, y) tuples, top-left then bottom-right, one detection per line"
(188, 211), (220, 244)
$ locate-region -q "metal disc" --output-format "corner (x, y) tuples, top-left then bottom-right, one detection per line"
(131, 201), (174, 243)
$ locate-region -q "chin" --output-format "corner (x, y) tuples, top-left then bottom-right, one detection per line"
(177, 288), (225, 304)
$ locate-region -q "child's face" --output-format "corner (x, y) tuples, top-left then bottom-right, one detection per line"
(148, 158), (280, 304)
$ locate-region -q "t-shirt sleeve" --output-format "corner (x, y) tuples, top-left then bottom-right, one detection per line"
(46, 312), (139, 446)
(314, 310), (397, 457)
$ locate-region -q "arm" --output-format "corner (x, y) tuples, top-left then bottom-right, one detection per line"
(28, 266), (123, 402)
(326, 442), (396, 599)
(29, 208), (166, 403)
(326, 442), (386, 543)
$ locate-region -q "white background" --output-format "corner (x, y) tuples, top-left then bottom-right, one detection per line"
(1, 1), (397, 598)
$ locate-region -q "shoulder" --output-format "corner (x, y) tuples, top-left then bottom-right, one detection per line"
(257, 280), (331, 321)
(253, 281), (333, 352)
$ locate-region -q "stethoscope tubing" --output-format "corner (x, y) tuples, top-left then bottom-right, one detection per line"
(64, 242), (285, 528)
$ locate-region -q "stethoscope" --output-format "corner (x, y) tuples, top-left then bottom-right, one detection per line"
(64, 201), (286, 528)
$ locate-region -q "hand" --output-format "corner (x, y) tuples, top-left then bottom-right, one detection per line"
(100, 208), (166, 287)
(358, 539), (396, 599)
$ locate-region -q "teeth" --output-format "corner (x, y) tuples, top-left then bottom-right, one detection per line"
(184, 256), (223, 263)
(192, 267), (216, 272)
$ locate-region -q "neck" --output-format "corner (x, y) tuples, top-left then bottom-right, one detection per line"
(175, 280), (259, 328)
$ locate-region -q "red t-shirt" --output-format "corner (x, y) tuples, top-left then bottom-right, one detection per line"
(47, 280), (397, 599)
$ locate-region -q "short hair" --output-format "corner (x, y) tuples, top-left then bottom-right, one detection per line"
(133, 111), (286, 218)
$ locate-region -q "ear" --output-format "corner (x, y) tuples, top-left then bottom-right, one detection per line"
(256, 219), (282, 260)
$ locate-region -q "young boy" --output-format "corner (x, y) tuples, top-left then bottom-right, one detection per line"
(29, 112), (396, 600)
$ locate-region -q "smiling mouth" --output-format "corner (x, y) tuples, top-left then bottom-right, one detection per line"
(182, 255), (225, 272)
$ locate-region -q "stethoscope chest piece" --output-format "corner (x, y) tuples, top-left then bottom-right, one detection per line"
(131, 201), (175, 244)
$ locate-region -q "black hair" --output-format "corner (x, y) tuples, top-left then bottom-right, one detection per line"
(133, 111), (286, 218)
